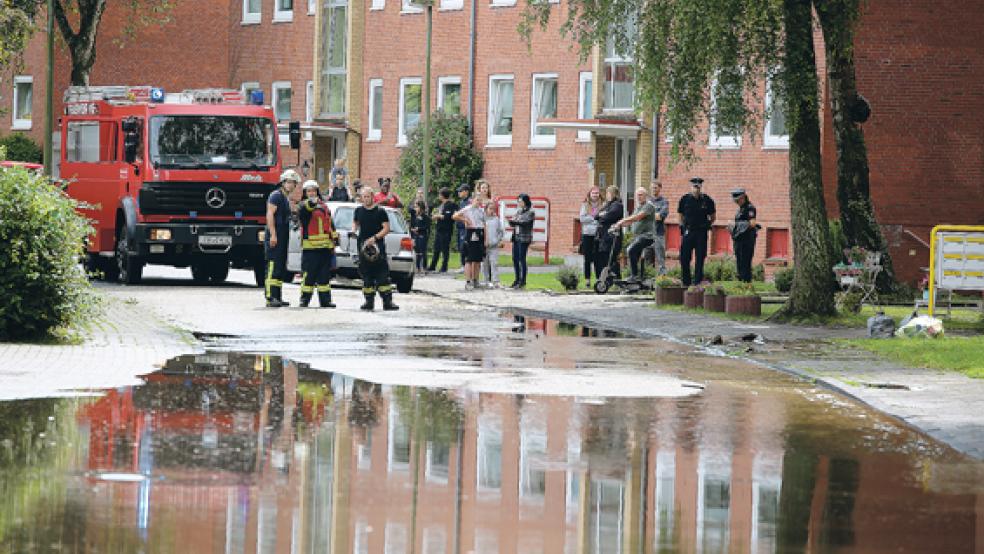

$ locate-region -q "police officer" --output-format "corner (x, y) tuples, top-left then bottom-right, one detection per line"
(729, 188), (759, 282)
(264, 169), (300, 307)
(353, 187), (399, 311)
(298, 180), (338, 308)
(677, 177), (716, 286)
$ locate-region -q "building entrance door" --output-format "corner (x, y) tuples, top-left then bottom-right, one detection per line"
(615, 138), (637, 211)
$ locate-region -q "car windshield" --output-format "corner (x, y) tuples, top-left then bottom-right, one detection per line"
(149, 115), (277, 170)
(333, 206), (407, 234)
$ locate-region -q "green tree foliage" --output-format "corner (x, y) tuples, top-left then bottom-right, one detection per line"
(0, 166), (98, 340)
(521, 0), (835, 316)
(0, 133), (42, 163)
(397, 111), (483, 204)
(0, 1), (34, 70)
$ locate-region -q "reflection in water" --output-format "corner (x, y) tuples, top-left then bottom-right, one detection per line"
(0, 350), (982, 553)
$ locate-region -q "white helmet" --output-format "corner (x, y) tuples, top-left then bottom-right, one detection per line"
(302, 180), (320, 191)
(280, 169), (301, 184)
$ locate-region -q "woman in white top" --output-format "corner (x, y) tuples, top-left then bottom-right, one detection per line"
(482, 202), (505, 287)
(453, 199), (487, 290)
(579, 186), (603, 288)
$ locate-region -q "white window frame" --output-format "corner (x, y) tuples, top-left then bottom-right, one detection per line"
(308, 0), (316, 14)
(305, 80), (314, 140)
(401, 0), (423, 14)
(397, 77), (422, 146)
(708, 78), (741, 150)
(440, 0), (463, 10)
(242, 0), (261, 24)
(425, 441), (450, 484)
(490, 0), (516, 7)
(763, 78), (789, 149)
(530, 73), (558, 148)
(274, 0), (294, 21)
(11, 75), (33, 130)
(272, 81), (292, 146)
(371, 0), (385, 10)
(437, 76), (462, 113)
(603, 31), (635, 113)
(387, 404), (411, 472)
(487, 74), (514, 148)
(368, 78), (383, 141)
(577, 71), (592, 142)
(476, 414), (502, 493)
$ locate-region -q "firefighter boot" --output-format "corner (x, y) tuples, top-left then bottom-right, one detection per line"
(266, 285), (290, 308)
(360, 291), (375, 311)
(381, 291), (400, 311)
(318, 290), (336, 308)
(299, 291), (313, 308)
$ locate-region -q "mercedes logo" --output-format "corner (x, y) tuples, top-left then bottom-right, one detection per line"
(205, 187), (227, 209)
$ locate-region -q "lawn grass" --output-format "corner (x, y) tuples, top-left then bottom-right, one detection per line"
(442, 253), (565, 270)
(457, 271), (570, 292)
(844, 336), (984, 378)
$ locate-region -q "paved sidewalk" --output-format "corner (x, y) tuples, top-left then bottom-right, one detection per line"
(414, 275), (984, 459)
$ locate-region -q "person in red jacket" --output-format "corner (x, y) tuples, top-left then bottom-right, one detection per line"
(373, 177), (404, 209)
(298, 180), (338, 308)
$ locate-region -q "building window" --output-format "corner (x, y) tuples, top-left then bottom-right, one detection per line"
(764, 78), (788, 149)
(487, 75), (514, 147)
(476, 414), (502, 492)
(712, 226), (733, 255)
(242, 0), (261, 23)
(12, 76), (33, 130)
(305, 80), (314, 140)
(401, 0), (423, 13)
(530, 73), (558, 148)
(603, 21), (635, 111)
(709, 77), (741, 149)
(519, 410), (547, 501)
(388, 404), (411, 471)
(490, 0), (516, 7)
(368, 79), (383, 141)
(318, 0), (347, 118)
(272, 81), (292, 145)
(577, 71), (592, 142)
(274, 0), (293, 21)
(398, 77), (422, 146)
(438, 76), (461, 115)
(767, 228), (790, 259)
(440, 0), (463, 9)
(371, 0), (384, 10)
(308, 0), (316, 14)
(426, 441), (450, 483)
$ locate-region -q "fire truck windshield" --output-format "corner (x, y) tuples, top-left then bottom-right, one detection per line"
(149, 115), (277, 170)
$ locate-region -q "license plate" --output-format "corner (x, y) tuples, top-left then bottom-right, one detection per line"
(199, 235), (232, 246)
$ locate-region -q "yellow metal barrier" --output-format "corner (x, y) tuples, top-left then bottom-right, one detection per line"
(928, 225), (984, 317)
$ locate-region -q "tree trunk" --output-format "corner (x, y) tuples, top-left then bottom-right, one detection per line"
(780, 0), (836, 317)
(53, 0), (106, 86)
(816, 0), (897, 291)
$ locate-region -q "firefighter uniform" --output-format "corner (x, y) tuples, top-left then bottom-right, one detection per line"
(730, 189), (758, 283)
(354, 204), (399, 311)
(298, 187), (338, 308)
(264, 170), (299, 307)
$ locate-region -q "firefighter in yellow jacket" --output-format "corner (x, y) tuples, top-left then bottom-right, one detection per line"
(298, 180), (338, 308)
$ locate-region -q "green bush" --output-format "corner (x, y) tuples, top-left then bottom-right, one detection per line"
(774, 266), (795, 293)
(0, 167), (98, 340)
(0, 133), (42, 164)
(829, 218), (848, 263)
(752, 263), (765, 282)
(556, 264), (580, 291)
(703, 256), (738, 282)
(397, 111), (484, 206)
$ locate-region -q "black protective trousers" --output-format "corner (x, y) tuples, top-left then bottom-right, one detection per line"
(429, 232), (452, 272)
(359, 251), (393, 295)
(679, 229), (709, 286)
(264, 240), (289, 299)
(734, 233), (757, 282)
(301, 249), (334, 294)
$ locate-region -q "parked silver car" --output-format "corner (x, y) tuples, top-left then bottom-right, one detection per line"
(287, 202), (416, 293)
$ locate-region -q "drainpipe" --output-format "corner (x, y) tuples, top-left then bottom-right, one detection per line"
(467, 0), (476, 127)
(652, 113), (659, 179)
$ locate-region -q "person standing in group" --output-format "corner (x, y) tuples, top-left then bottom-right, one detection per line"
(353, 187), (399, 311)
(428, 187), (457, 273)
(677, 177), (716, 286)
(578, 186), (603, 288)
(453, 195), (487, 290)
(595, 186), (624, 280)
(329, 158), (347, 183)
(455, 184), (472, 270)
(613, 187), (658, 282)
(374, 178), (404, 209)
(297, 181), (338, 308)
(475, 179), (492, 206)
(409, 198), (431, 273)
(328, 172), (350, 202)
(508, 193), (535, 289)
(482, 202), (505, 287)
(264, 169), (301, 307)
(729, 188), (759, 282)
(648, 180), (670, 275)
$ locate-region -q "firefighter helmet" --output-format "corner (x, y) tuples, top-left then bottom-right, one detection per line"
(280, 169), (301, 184)
(302, 180), (320, 192)
(361, 241), (381, 263)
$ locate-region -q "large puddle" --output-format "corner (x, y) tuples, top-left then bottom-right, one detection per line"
(2, 320), (983, 553)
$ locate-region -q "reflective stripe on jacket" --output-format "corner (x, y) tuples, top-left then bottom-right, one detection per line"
(299, 199), (337, 250)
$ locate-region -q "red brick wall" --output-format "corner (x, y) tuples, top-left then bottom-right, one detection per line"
(360, 0), (592, 251)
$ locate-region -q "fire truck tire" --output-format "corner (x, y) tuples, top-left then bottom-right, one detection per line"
(115, 234), (143, 285)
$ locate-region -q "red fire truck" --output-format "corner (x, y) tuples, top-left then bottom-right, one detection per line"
(61, 85), (287, 285)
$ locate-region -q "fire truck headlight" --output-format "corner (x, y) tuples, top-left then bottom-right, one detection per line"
(150, 229), (172, 241)
(257, 230), (266, 242)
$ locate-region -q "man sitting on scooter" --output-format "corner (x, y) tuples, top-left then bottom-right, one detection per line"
(613, 187), (658, 283)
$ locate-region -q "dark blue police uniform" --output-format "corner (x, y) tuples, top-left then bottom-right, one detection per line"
(677, 189), (716, 286)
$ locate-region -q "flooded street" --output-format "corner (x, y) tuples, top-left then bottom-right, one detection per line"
(2, 318), (983, 553)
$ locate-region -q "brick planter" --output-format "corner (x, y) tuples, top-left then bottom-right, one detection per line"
(725, 295), (762, 316)
(703, 293), (727, 312)
(684, 289), (704, 309)
(655, 286), (685, 306)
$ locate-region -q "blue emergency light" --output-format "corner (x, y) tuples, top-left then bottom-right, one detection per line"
(189, 211), (198, 219)
(250, 90), (264, 105)
(150, 87), (166, 103)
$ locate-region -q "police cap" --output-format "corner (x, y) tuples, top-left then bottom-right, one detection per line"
(689, 177), (704, 186)
(731, 188), (746, 199)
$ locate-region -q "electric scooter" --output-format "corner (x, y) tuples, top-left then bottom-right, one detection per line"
(593, 228), (655, 294)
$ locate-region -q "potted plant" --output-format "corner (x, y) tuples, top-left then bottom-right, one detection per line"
(725, 282), (762, 316)
(703, 284), (727, 312)
(654, 275), (685, 305)
(684, 284), (704, 309)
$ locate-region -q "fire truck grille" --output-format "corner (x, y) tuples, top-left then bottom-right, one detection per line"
(138, 182), (276, 216)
